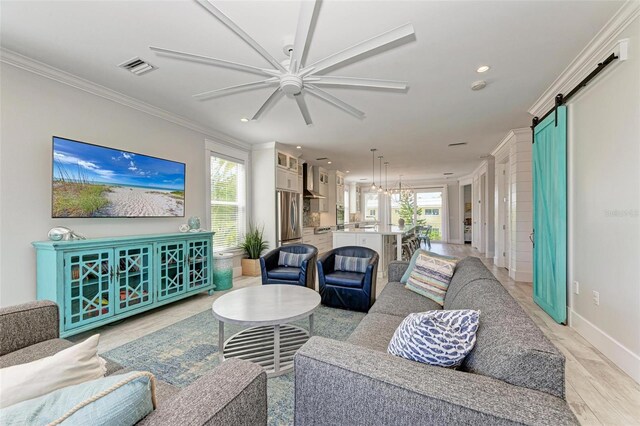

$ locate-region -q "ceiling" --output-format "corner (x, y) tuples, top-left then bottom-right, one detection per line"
(1, 0), (623, 183)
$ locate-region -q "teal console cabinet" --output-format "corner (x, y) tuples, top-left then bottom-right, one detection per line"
(33, 232), (215, 337)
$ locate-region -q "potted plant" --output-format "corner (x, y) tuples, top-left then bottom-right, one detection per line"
(240, 223), (268, 276)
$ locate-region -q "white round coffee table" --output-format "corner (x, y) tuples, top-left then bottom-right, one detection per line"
(211, 284), (321, 377)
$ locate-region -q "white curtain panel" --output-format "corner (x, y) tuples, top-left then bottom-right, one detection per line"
(441, 185), (450, 242)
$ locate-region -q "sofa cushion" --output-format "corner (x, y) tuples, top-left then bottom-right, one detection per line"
(267, 267), (301, 280)
(447, 276), (565, 398)
(405, 252), (458, 306)
(370, 282), (441, 317)
(443, 256), (496, 309)
(278, 251), (310, 268)
(346, 313), (404, 352)
(1, 371), (155, 425)
(0, 334), (106, 408)
(0, 338), (122, 375)
(400, 249), (459, 283)
(388, 310), (480, 367)
(334, 255), (370, 273)
(324, 271), (365, 288)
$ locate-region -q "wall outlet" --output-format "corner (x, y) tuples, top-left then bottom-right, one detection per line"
(574, 281), (580, 295)
(592, 290), (600, 306)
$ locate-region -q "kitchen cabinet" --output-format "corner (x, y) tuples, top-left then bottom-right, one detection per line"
(310, 166), (329, 212)
(302, 228), (333, 256)
(276, 150), (300, 192)
(336, 172), (345, 207)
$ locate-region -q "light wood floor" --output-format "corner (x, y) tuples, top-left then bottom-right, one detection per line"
(78, 243), (640, 425)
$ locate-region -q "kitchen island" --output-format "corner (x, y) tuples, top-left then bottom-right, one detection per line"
(332, 225), (414, 271)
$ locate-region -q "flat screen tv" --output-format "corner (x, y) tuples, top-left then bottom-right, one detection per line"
(52, 136), (185, 218)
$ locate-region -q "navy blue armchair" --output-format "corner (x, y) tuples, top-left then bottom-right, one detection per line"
(260, 244), (318, 289)
(316, 246), (379, 312)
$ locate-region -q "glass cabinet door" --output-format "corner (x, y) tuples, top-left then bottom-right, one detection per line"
(187, 238), (211, 292)
(64, 250), (114, 329)
(115, 244), (153, 314)
(157, 241), (187, 301)
(289, 156), (298, 171)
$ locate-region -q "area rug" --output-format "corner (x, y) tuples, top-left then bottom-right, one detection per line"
(104, 305), (365, 425)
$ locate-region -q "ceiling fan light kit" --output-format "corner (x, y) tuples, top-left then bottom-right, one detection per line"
(151, 0), (415, 125)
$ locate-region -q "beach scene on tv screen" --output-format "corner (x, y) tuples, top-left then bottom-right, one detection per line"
(52, 137), (185, 217)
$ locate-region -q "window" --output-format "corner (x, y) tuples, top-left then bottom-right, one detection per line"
(391, 191), (416, 226)
(210, 156), (246, 252)
(416, 191), (443, 240)
(363, 192), (379, 221)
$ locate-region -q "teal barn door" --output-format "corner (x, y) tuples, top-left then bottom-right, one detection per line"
(533, 106), (567, 324)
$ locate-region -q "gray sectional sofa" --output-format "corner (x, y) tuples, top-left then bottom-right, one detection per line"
(0, 301), (267, 425)
(294, 256), (579, 425)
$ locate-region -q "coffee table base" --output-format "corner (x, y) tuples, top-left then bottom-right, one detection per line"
(221, 323), (310, 377)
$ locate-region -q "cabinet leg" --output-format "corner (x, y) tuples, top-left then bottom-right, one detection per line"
(208, 289), (215, 296)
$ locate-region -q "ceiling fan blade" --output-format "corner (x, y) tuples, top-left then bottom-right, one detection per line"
(290, 0), (320, 73)
(252, 88), (284, 120)
(193, 78), (279, 100)
(195, 0), (287, 73)
(301, 23), (414, 76)
(305, 84), (365, 118)
(304, 76), (407, 90)
(150, 46), (279, 77)
(294, 94), (313, 125)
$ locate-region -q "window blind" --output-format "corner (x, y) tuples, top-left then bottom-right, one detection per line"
(210, 156), (246, 252)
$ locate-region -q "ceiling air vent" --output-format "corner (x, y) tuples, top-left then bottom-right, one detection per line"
(118, 57), (157, 76)
(316, 157), (328, 161)
(448, 142), (467, 147)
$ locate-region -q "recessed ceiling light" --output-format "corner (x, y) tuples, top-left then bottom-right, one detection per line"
(296, 145), (302, 149)
(346, 170), (350, 173)
(240, 117), (249, 122)
(448, 142), (467, 147)
(476, 65), (490, 73)
(327, 161), (332, 164)
(471, 80), (487, 91)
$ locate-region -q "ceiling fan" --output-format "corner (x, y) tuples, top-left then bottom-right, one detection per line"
(150, 0), (415, 125)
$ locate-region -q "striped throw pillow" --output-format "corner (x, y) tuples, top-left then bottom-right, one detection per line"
(278, 251), (308, 267)
(388, 310), (480, 367)
(405, 252), (458, 305)
(334, 255), (370, 273)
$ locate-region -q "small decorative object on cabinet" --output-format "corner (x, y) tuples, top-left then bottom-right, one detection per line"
(187, 216), (201, 230)
(47, 227), (85, 241)
(32, 232), (215, 337)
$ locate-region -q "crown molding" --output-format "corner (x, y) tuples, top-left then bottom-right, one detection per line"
(528, 1), (639, 117)
(491, 127), (531, 157)
(0, 47), (251, 151)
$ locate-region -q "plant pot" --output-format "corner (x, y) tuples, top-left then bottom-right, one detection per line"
(241, 258), (261, 277)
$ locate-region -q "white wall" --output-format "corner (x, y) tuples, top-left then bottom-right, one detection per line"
(567, 16), (640, 382)
(0, 63), (225, 306)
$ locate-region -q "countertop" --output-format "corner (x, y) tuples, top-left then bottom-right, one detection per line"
(332, 225), (412, 235)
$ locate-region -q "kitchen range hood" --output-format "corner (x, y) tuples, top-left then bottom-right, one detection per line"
(303, 163), (325, 199)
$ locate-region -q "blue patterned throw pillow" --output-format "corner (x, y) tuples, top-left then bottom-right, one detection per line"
(334, 255), (370, 273)
(388, 310), (480, 367)
(278, 251), (309, 267)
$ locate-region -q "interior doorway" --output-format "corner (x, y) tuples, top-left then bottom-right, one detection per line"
(463, 184), (472, 244)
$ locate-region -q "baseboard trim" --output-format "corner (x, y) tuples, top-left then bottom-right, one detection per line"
(509, 269), (532, 283)
(570, 310), (640, 384)
(233, 266), (243, 278)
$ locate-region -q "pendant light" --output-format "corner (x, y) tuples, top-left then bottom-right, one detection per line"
(377, 156), (384, 193)
(384, 162), (389, 195)
(370, 149), (377, 190)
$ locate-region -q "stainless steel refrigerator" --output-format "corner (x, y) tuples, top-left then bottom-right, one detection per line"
(276, 191), (302, 246)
